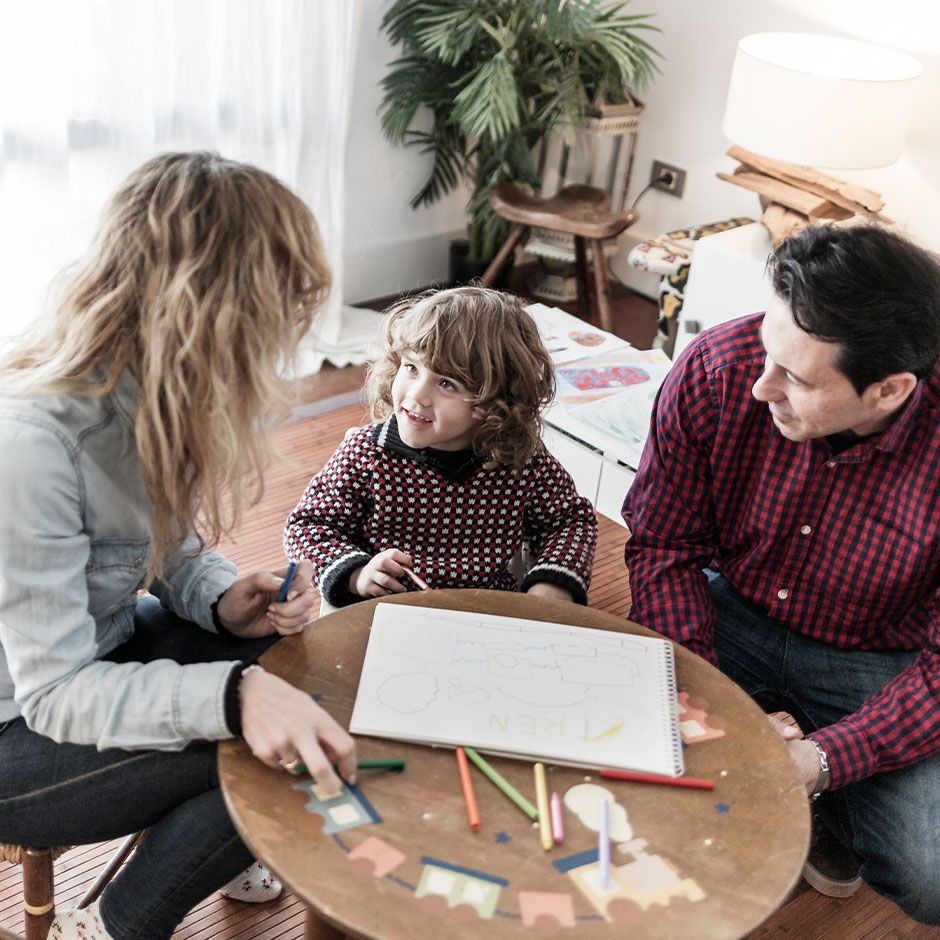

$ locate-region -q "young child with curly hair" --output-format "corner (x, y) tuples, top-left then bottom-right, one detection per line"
(284, 286), (598, 608)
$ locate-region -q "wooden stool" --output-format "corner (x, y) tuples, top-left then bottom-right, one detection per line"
(0, 833), (144, 939)
(0, 844), (66, 940)
(480, 182), (639, 333)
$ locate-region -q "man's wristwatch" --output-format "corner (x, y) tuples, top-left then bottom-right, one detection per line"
(807, 738), (830, 801)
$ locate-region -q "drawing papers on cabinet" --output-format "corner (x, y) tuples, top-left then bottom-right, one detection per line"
(349, 605), (684, 776)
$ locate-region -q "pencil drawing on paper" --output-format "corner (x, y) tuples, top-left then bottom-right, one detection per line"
(350, 605), (684, 775)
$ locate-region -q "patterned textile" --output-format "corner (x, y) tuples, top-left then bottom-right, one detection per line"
(284, 416), (598, 608)
(628, 217), (754, 323)
(622, 314), (940, 789)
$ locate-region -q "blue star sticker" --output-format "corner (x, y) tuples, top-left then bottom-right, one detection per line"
(495, 831), (511, 844)
(715, 802), (731, 814)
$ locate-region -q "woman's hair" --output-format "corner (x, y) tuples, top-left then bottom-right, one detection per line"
(1, 151), (331, 583)
(365, 286), (555, 468)
(769, 223), (940, 394)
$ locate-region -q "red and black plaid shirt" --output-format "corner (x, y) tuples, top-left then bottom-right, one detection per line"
(623, 314), (940, 788)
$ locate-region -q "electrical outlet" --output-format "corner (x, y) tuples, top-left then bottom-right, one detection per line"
(650, 160), (686, 198)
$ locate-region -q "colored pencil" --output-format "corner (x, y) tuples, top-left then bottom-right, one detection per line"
(599, 799), (610, 889)
(550, 791), (565, 844)
(463, 747), (539, 821)
(276, 561), (298, 602)
(401, 566), (430, 591)
(291, 758), (406, 775)
(355, 759), (406, 771)
(599, 769), (715, 790)
(533, 763), (553, 851)
(455, 747), (481, 831)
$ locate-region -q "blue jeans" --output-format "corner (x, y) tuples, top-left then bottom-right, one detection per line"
(0, 596), (278, 940)
(707, 571), (940, 925)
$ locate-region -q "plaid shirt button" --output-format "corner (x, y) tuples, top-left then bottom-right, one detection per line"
(800, 525), (812, 535)
(777, 588), (789, 600)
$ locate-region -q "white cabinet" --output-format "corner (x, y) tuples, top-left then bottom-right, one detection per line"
(542, 424), (602, 506)
(596, 461), (635, 526)
(673, 222), (774, 358)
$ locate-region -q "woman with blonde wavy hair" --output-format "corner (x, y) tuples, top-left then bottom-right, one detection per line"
(0, 151), (357, 940)
(284, 286), (598, 610)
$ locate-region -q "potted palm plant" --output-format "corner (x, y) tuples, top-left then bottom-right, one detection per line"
(380, 0), (660, 281)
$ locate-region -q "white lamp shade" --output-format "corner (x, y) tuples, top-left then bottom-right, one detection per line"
(723, 33), (923, 168)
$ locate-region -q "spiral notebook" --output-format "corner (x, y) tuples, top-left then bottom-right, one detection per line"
(350, 604), (684, 776)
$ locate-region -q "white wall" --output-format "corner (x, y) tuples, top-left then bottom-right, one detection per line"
(342, 0), (466, 303)
(344, 0), (940, 304)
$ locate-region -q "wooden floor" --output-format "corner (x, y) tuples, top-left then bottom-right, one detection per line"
(2, 289), (937, 937)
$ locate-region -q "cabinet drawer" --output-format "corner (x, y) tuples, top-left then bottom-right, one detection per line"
(543, 425), (601, 506)
(596, 460), (635, 527)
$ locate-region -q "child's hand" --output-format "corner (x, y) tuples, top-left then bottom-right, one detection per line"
(526, 583), (574, 603)
(349, 549), (413, 598)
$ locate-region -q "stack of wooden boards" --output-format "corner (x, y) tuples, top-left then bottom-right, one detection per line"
(718, 145), (890, 244)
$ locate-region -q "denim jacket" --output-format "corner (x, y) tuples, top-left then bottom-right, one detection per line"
(0, 371), (239, 749)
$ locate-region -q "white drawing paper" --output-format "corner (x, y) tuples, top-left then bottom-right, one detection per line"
(349, 605), (684, 776)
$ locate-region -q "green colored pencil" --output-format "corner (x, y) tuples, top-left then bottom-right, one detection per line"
(289, 758), (406, 776)
(356, 759), (406, 771)
(462, 747), (539, 821)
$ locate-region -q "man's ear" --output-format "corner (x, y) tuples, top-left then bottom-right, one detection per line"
(867, 372), (918, 412)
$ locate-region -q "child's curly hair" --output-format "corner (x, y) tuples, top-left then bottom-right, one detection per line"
(365, 287), (555, 469)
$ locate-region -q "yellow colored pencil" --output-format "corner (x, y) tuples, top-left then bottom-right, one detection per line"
(534, 762), (553, 851)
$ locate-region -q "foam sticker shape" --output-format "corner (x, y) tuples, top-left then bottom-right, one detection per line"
(415, 856), (507, 919)
(563, 783), (632, 842)
(676, 692), (726, 744)
(517, 892), (577, 928)
(347, 836), (406, 877)
(292, 780), (381, 834)
(554, 847), (705, 919)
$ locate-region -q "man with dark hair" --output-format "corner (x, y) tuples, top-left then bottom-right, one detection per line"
(623, 224), (940, 924)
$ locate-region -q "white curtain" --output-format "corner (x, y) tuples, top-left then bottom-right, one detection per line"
(0, 0), (361, 372)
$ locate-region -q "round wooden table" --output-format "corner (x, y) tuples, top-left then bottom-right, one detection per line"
(219, 590), (809, 940)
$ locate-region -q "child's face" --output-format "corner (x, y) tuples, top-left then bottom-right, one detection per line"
(391, 352), (480, 451)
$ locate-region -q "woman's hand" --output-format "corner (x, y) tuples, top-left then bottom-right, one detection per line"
(217, 561), (318, 638)
(239, 666), (357, 796)
(526, 582), (574, 603)
(349, 549), (412, 598)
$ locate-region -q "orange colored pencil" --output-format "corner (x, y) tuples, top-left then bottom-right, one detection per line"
(455, 746), (481, 831)
(401, 566), (430, 591)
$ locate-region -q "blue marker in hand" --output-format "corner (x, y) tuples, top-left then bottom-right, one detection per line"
(277, 561), (298, 602)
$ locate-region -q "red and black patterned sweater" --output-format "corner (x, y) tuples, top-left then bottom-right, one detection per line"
(284, 416), (598, 607)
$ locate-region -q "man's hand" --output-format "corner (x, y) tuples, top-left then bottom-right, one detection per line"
(768, 713), (823, 795)
(349, 549), (412, 598)
(526, 582), (574, 603)
(217, 561), (318, 638)
(239, 666), (356, 796)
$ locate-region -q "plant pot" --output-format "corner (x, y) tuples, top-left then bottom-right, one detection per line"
(448, 239), (515, 288)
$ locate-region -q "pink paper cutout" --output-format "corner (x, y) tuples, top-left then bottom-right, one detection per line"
(518, 891), (577, 928)
(347, 835), (406, 877)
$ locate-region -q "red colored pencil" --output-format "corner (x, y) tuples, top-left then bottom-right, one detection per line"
(599, 769), (715, 790)
(401, 566), (430, 591)
(455, 746), (481, 831)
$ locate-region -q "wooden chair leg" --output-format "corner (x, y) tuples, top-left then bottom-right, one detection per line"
(22, 847), (55, 940)
(573, 236), (590, 321)
(304, 907), (346, 939)
(78, 831), (146, 909)
(479, 225), (526, 287)
(589, 238), (614, 333)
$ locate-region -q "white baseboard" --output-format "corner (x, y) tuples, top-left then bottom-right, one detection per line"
(344, 229), (463, 304)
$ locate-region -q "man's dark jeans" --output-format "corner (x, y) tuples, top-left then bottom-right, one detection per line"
(708, 570), (940, 925)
